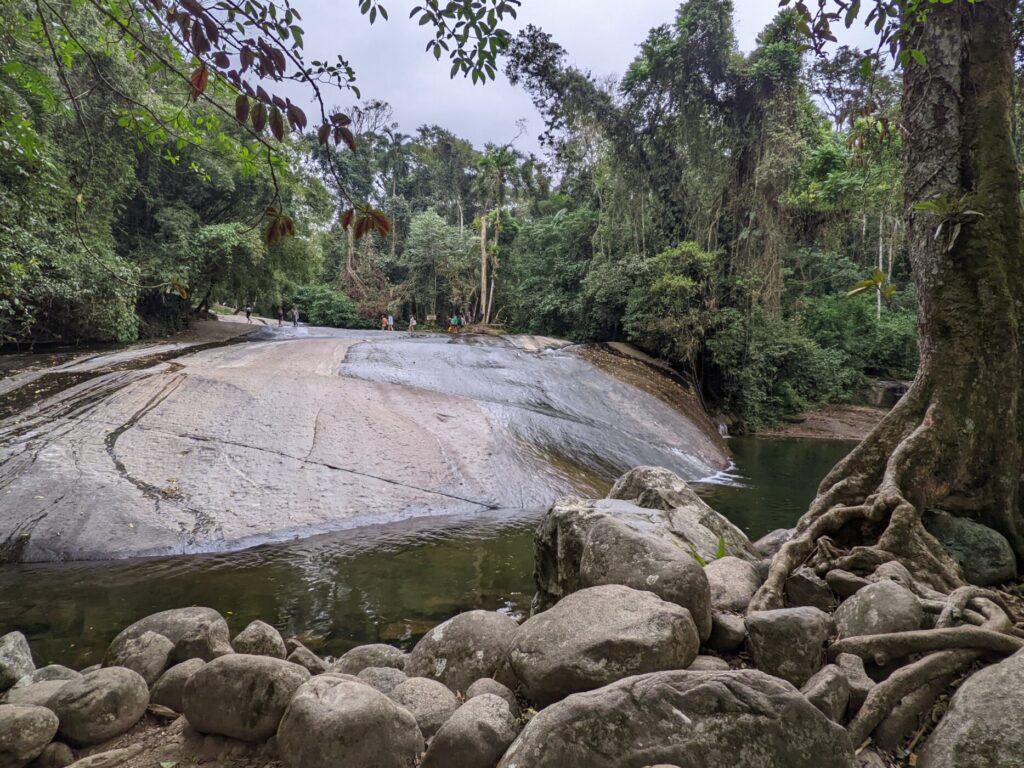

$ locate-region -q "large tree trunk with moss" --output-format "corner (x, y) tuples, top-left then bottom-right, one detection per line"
(753, 0), (1022, 609)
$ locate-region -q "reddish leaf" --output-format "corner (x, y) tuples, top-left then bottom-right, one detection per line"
(269, 106), (285, 140)
(251, 102), (267, 132)
(286, 102), (307, 130)
(341, 208), (354, 229)
(338, 126), (356, 151)
(203, 16), (219, 45)
(271, 94), (287, 110)
(234, 94), (249, 123)
(179, 0), (203, 17)
(188, 65), (209, 101)
(214, 51), (230, 69)
(239, 47), (254, 72)
(317, 123), (330, 145)
(330, 112), (352, 126)
(256, 85), (271, 104)
(192, 20), (210, 54)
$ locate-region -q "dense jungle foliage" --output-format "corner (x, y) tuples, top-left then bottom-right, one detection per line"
(4, 0), (970, 427)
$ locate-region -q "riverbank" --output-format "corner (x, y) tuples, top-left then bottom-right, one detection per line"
(757, 404), (888, 441)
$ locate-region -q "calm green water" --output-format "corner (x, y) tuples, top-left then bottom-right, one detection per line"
(0, 437), (852, 669)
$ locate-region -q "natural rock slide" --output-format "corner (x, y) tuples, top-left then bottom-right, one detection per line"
(0, 323), (727, 562)
(4, 467), (1018, 767)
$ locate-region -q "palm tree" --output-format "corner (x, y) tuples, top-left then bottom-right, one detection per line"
(473, 144), (521, 324)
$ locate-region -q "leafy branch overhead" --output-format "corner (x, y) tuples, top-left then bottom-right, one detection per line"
(27, 0), (520, 247)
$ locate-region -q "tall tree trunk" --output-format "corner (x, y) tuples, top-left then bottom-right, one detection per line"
(753, 0), (1023, 610)
(479, 215), (488, 324)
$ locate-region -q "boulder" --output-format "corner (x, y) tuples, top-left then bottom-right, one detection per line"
(753, 528), (794, 558)
(182, 654), (310, 741)
(509, 584), (699, 706)
(277, 676), (423, 768)
(150, 659), (205, 712)
(578, 515), (712, 641)
(0, 633), (34, 692)
(689, 655), (730, 671)
(356, 667), (408, 695)
(917, 648), (1024, 768)
(495, 670), (855, 768)
(835, 653), (875, 717)
(421, 694), (519, 768)
(105, 607), (232, 665)
(286, 644), (327, 675)
(0, 705), (58, 768)
(707, 612), (746, 653)
(801, 664), (850, 723)
(387, 677), (460, 738)
(834, 581), (923, 639)
(705, 557), (761, 613)
(231, 621), (287, 659)
(26, 742), (74, 768)
(331, 644), (406, 675)
(745, 607), (832, 687)
(533, 487), (757, 614)
(405, 610), (518, 693)
(12, 667), (80, 689)
(923, 510), (1017, 586)
(102, 630), (173, 687)
(786, 566), (836, 612)
(48, 667), (149, 747)
(465, 678), (518, 715)
(3, 681), (69, 710)
(607, 467), (759, 561)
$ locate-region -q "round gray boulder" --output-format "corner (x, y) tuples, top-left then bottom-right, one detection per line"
(918, 648), (1024, 768)
(388, 677), (460, 738)
(834, 580), (923, 639)
(509, 584), (699, 706)
(102, 630), (174, 686)
(0, 633), (34, 693)
(495, 670), (855, 768)
(3, 680), (70, 710)
(405, 610), (519, 693)
(182, 654), (310, 741)
(150, 658), (205, 713)
(286, 643), (328, 675)
(332, 644), (407, 675)
(356, 666), (408, 695)
(12, 666), (80, 689)
(26, 741), (74, 768)
(924, 511), (1017, 586)
(231, 621), (287, 659)
(745, 607), (832, 687)
(465, 678), (518, 715)
(705, 557), (761, 613)
(0, 704), (58, 768)
(48, 667), (149, 747)
(277, 676), (423, 768)
(421, 694), (519, 768)
(105, 607), (232, 665)
(579, 516), (712, 641)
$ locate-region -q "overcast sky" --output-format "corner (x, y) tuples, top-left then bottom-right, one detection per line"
(296, 1), (877, 156)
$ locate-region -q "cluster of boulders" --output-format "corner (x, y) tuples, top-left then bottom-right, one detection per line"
(2, 466), (1021, 768)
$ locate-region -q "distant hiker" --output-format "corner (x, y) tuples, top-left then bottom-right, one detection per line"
(277, 306), (284, 327)
(408, 315), (417, 333)
(380, 314), (388, 331)
(245, 305), (252, 324)
(387, 313), (395, 331)
(291, 306), (299, 327)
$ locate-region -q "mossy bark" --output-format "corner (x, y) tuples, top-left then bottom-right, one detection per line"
(752, 0), (1023, 609)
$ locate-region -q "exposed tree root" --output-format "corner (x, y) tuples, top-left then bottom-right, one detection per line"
(828, 626), (1023, 665)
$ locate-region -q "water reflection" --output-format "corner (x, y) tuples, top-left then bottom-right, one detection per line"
(0, 438), (853, 669)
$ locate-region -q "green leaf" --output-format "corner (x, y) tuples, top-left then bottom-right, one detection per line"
(715, 536), (726, 560)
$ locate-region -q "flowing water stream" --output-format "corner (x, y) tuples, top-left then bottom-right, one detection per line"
(0, 436), (853, 669)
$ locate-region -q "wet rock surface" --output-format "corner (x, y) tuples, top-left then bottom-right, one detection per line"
(0, 328), (727, 562)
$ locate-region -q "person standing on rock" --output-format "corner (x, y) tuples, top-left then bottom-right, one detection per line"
(277, 306), (284, 327)
(408, 315), (417, 333)
(245, 305), (252, 324)
(387, 313), (395, 332)
(291, 307), (299, 327)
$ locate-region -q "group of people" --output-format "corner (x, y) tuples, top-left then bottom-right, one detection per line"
(242, 305), (300, 328)
(376, 311), (471, 334)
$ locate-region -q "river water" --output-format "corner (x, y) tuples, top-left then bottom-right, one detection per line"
(0, 436), (852, 669)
